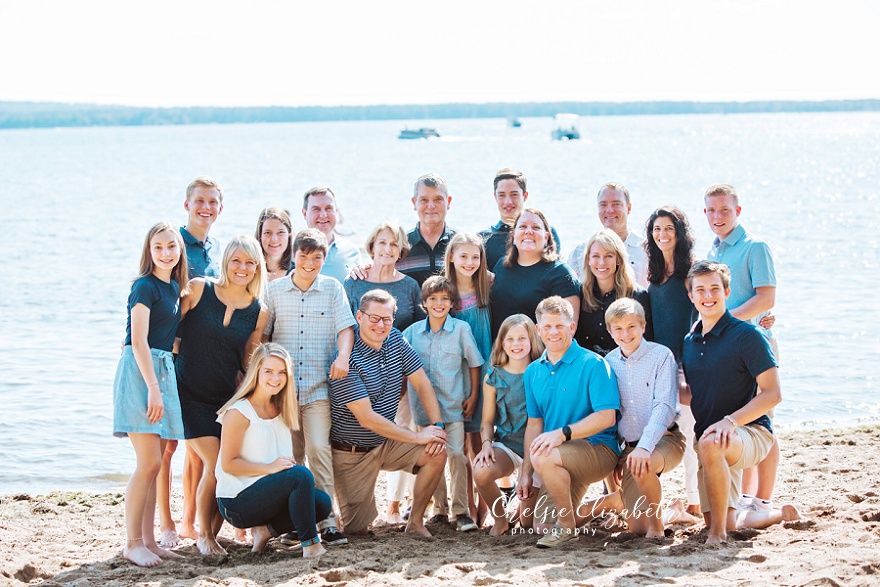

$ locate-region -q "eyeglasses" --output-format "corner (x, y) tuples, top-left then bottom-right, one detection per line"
(362, 311), (394, 325)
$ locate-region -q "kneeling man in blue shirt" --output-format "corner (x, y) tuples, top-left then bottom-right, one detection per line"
(519, 296), (620, 548)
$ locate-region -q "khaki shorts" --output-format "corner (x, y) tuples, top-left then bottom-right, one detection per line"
(492, 442), (541, 489)
(697, 424), (775, 513)
(533, 440), (618, 525)
(620, 428), (686, 513)
(332, 438), (425, 534)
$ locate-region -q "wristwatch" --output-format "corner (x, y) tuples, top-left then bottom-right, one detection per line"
(562, 425), (572, 442)
(434, 422), (446, 430)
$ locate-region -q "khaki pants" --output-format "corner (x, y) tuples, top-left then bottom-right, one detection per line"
(291, 399), (336, 527)
(332, 439), (425, 534)
(619, 429), (686, 513)
(424, 421), (467, 517)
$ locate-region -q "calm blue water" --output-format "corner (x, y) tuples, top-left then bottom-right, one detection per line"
(0, 113), (878, 494)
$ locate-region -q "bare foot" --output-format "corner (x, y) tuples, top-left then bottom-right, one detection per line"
(178, 524), (199, 540)
(705, 533), (727, 545)
(303, 543), (326, 558)
(234, 528), (249, 544)
(123, 543), (162, 567)
(385, 511), (405, 524)
(157, 528), (180, 548)
(404, 521), (433, 537)
(147, 543), (184, 559)
(488, 518), (510, 536)
(644, 527), (666, 538)
(685, 503), (703, 518)
(196, 536), (227, 555)
(781, 504), (801, 522)
(251, 525), (272, 553)
(664, 499), (703, 525)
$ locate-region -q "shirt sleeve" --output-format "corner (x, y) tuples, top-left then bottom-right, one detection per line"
(740, 327), (777, 378)
(128, 278), (159, 310)
(343, 279), (359, 318)
(636, 348), (678, 453)
(587, 357), (621, 413)
(410, 280), (427, 323)
(548, 262), (580, 299)
(397, 331), (424, 377)
(332, 280), (357, 333)
(524, 365), (544, 419)
(329, 367), (370, 407)
(566, 243), (585, 281)
(748, 242), (777, 289)
(263, 283), (276, 338)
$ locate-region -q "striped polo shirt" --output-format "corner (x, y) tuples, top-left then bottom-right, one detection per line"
(328, 327), (423, 448)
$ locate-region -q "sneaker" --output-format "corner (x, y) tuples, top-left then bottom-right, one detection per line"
(426, 514), (449, 525)
(279, 530), (300, 547)
(500, 486), (516, 507)
(402, 506), (411, 521)
(320, 527), (349, 546)
(455, 515), (478, 532)
(535, 524), (579, 549)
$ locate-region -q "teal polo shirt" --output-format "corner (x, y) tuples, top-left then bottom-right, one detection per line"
(524, 341), (621, 455)
(180, 226), (221, 279)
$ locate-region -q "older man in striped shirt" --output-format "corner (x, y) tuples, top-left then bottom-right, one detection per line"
(328, 289), (449, 537)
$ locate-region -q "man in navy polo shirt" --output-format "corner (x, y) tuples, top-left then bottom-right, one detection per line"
(328, 289), (449, 537)
(681, 260), (781, 545)
(519, 296), (620, 549)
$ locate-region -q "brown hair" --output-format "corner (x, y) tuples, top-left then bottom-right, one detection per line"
(136, 221), (189, 294)
(490, 314), (543, 367)
(686, 260), (732, 291)
(420, 275), (460, 311)
(493, 168), (527, 192)
(503, 208), (559, 269)
(292, 228), (329, 256)
(255, 207), (293, 272)
(443, 232), (490, 309)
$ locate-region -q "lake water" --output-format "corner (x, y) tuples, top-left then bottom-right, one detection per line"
(1, 112), (878, 495)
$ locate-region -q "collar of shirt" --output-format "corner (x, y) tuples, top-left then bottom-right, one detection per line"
(538, 340), (580, 368)
(613, 340), (650, 365)
(282, 272), (330, 294)
(179, 226), (205, 246)
(692, 310), (734, 340)
(408, 223), (454, 248)
(712, 223), (746, 248)
(421, 316), (454, 334)
(490, 220), (511, 233)
(624, 231), (645, 248)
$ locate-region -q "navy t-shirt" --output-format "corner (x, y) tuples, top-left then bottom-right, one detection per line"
(124, 275), (181, 352)
(489, 258), (579, 338)
(682, 311), (776, 439)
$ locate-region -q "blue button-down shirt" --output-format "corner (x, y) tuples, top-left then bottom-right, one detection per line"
(402, 316), (484, 425)
(180, 226), (221, 278)
(606, 341), (677, 451)
(524, 341), (621, 455)
(682, 311), (777, 439)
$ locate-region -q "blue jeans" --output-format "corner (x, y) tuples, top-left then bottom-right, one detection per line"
(216, 466), (331, 544)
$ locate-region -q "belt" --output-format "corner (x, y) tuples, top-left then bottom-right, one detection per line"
(624, 422), (680, 449)
(331, 440), (375, 453)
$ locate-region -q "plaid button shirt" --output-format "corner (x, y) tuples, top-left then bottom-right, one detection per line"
(264, 273), (356, 405)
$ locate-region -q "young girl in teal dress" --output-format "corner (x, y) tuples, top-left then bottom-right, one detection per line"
(113, 221), (188, 567)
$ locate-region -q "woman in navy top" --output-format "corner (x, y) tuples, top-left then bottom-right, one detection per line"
(176, 236), (269, 555)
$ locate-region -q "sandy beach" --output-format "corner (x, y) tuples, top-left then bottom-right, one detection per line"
(2, 426), (878, 587)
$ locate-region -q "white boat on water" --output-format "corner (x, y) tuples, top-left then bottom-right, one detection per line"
(399, 127), (440, 139)
(551, 113), (580, 140)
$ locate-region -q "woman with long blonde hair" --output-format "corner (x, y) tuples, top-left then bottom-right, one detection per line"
(215, 343), (330, 558)
(575, 229), (652, 355)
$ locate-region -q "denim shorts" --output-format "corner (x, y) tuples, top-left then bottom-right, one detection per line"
(113, 346), (184, 440)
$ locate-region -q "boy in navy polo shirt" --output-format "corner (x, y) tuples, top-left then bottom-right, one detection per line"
(681, 261), (799, 544)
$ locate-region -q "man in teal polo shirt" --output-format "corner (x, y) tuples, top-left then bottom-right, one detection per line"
(518, 296), (620, 548)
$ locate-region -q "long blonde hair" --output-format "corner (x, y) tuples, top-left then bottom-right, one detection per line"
(443, 232), (490, 309)
(580, 229), (637, 312)
(217, 343), (299, 430)
(136, 221), (189, 294)
(490, 314), (544, 367)
(215, 235), (267, 302)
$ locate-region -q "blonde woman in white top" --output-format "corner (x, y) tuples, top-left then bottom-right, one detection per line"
(215, 343), (330, 557)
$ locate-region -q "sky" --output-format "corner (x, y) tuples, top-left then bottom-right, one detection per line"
(1, 0), (879, 107)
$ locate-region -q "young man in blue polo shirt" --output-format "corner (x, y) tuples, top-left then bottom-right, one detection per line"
(682, 260), (787, 545)
(519, 296), (620, 548)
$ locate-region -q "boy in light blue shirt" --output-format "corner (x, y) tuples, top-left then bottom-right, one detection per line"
(403, 276), (484, 532)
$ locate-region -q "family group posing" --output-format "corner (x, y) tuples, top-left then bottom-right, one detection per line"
(112, 170), (802, 567)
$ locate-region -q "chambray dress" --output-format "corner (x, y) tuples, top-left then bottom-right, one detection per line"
(113, 275), (184, 440)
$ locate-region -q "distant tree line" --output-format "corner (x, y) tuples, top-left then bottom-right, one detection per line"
(1, 99), (878, 129)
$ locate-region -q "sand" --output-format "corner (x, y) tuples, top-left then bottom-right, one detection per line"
(2, 427), (879, 587)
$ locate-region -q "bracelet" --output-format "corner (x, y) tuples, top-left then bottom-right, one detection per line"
(723, 415), (738, 427)
(481, 439), (491, 445)
(147, 382), (160, 387)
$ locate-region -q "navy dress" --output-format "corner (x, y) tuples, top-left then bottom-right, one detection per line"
(176, 282), (261, 439)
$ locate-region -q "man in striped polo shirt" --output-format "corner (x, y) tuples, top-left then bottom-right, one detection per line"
(328, 289), (449, 537)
